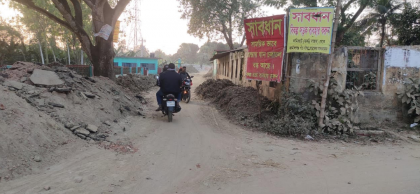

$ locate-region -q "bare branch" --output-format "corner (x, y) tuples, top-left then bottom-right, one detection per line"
(113, 0), (131, 24)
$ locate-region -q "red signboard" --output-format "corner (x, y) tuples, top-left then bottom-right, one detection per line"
(244, 15), (286, 82)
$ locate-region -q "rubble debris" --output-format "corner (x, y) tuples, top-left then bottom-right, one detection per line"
(4, 80), (24, 90)
(84, 92), (96, 98)
(33, 155), (42, 162)
(43, 186), (51, 191)
(30, 69), (64, 86)
(116, 74), (155, 94)
(103, 121), (111, 126)
(356, 130), (385, 136)
(70, 126), (81, 132)
(86, 124), (98, 133)
(65, 122), (75, 129)
(0, 61), (149, 180)
(409, 135), (420, 143)
(48, 102), (65, 108)
(75, 128), (90, 136)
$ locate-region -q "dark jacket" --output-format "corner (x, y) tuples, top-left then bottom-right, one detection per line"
(160, 70), (182, 94)
(180, 71), (191, 80)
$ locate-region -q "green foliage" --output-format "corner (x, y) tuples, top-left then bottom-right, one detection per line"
(397, 78), (420, 122)
(0, 20), (25, 65)
(390, 3), (420, 45)
(178, 0), (262, 49)
(356, 0), (403, 47)
(266, 90), (317, 136)
(308, 77), (364, 134)
(362, 71), (377, 90)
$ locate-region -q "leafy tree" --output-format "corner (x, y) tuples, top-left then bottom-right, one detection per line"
(178, 0), (262, 49)
(264, 0), (375, 46)
(390, 3), (420, 45)
(6, 0), (132, 79)
(0, 20), (26, 65)
(172, 43), (199, 64)
(357, 0), (402, 47)
(197, 41), (240, 64)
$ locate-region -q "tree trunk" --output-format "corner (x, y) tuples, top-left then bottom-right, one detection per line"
(380, 20), (386, 47)
(90, 37), (115, 79)
(38, 40), (45, 64)
(67, 42), (71, 65)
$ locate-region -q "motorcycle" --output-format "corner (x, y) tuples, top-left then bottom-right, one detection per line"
(181, 76), (194, 103)
(156, 75), (180, 122)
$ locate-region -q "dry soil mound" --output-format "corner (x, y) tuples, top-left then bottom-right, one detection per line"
(195, 79), (235, 99)
(204, 68), (213, 78)
(116, 74), (155, 94)
(185, 65), (199, 73)
(0, 61), (148, 181)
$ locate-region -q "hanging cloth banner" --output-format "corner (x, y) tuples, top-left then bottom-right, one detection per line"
(244, 15), (286, 82)
(287, 7), (335, 54)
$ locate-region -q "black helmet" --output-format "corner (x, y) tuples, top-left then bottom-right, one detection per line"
(163, 65), (169, 72)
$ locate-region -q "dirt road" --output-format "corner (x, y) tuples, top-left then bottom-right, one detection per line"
(1, 74), (420, 194)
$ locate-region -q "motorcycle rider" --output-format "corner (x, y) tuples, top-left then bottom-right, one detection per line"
(179, 66), (191, 80)
(155, 64), (169, 111)
(157, 63), (182, 110)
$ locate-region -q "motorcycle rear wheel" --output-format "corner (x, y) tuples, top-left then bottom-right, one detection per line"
(168, 111), (173, 122)
(185, 91), (191, 103)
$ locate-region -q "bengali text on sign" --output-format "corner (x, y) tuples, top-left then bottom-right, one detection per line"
(287, 7), (334, 54)
(244, 15), (285, 82)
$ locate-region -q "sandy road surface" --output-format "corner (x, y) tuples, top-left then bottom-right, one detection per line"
(1, 74), (420, 194)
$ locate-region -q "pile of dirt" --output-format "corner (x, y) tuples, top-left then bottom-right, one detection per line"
(116, 74), (156, 94)
(195, 79), (235, 99)
(204, 68), (213, 78)
(196, 79), (316, 137)
(212, 86), (274, 121)
(0, 61), (148, 181)
(185, 65), (199, 73)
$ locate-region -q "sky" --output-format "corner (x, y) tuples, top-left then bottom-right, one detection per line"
(139, 0), (284, 55)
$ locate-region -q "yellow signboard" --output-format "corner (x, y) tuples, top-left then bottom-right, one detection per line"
(113, 21), (120, 43)
(287, 7), (334, 54)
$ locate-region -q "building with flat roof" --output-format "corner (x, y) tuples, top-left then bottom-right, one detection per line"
(114, 57), (160, 75)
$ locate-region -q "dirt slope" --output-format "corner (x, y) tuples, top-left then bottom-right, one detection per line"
(1, 74), (420, 194)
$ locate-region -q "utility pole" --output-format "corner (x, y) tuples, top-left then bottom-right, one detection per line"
(318, 0), (341, 130)
(140, 38), (146, 57)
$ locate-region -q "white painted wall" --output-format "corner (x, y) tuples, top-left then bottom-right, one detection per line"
(384, 47), (420, 68)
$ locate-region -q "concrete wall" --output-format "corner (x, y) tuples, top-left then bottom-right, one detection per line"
(288, 47), (347, 94)
(213, 45), (420, 124)
(382, 46), (420, 96)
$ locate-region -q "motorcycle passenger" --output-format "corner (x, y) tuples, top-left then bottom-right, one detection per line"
(155, 65), (169, 111)
(158, 63), (182, 109)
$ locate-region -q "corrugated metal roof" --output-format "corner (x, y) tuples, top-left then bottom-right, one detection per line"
(209, 46), (247, 61)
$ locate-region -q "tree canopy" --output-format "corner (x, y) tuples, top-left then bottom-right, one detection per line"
(178, 0), (262, 49)
(4, 0), (132, 79)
